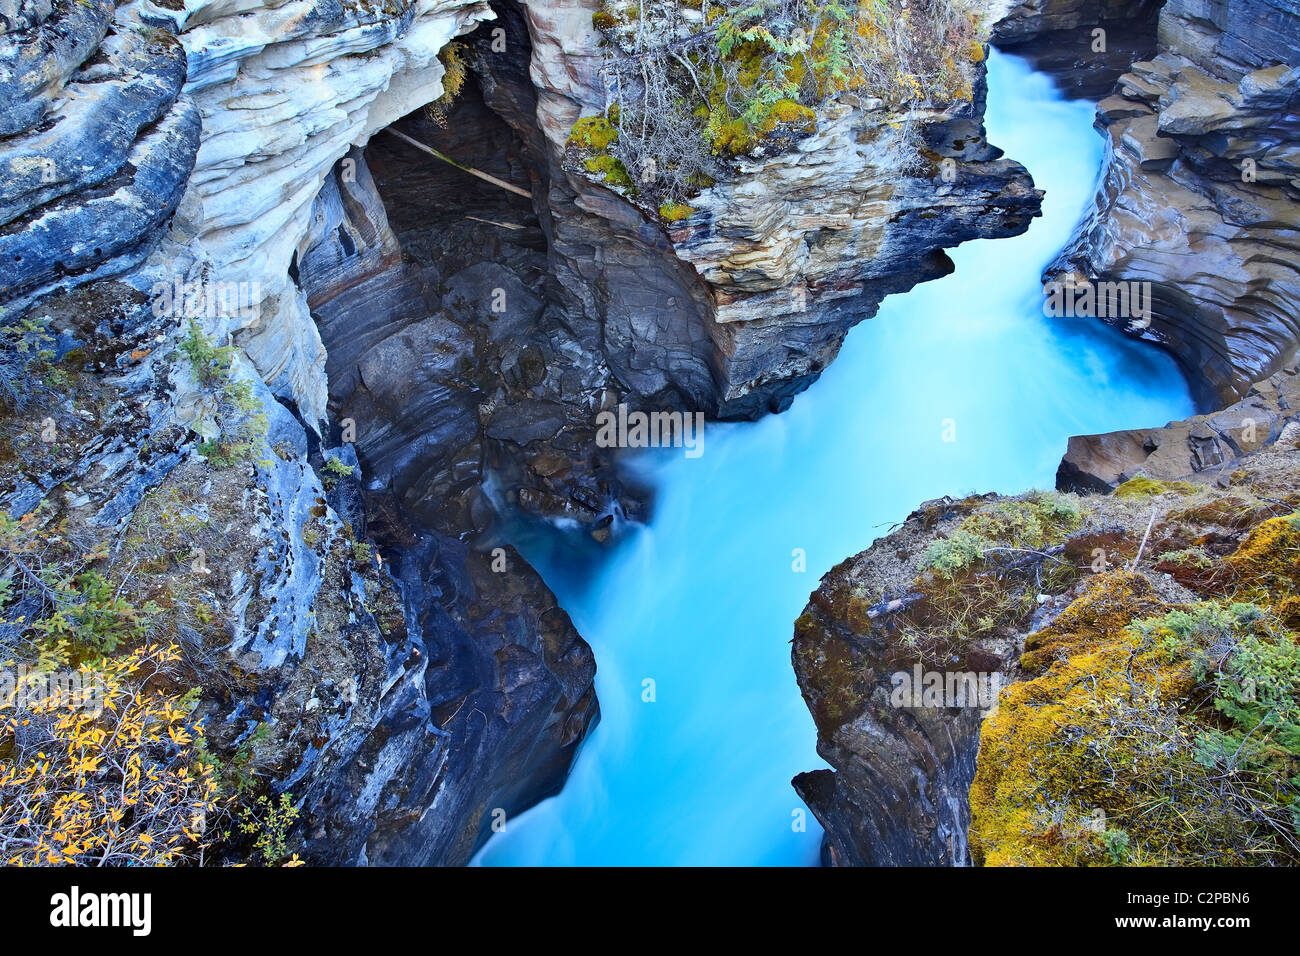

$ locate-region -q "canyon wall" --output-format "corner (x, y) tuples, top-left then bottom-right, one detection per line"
(791, 502), (1017, 865)
(3, 0), (1048, 865)
(141, 0), (497, 428)
(0, 0), (199, 313)
(1048, 0), (1300, 409)
(1, 0), (598, 866)
(992, 0), (1165, 98)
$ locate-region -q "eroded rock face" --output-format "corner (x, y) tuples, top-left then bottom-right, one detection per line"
(0, 2), (200, 315)
(1058, 363), (1300, 491)
(299, 0), (1044, 523)
(793, 439), (1300, 865)
(791, 496), (1026, 866)
(142, 0), (499, 426)
(992, 0), (1164, 99)
(292, 519), (598, 866)
(295, 6), (642, 537)
(519, 0), (1044, 418)
(141, 0), (606, 865)
(1046, 0), (1300, 408)
(676, 76), (1043, 417)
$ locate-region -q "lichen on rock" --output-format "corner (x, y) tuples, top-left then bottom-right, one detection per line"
(794, 436), (1300, 866)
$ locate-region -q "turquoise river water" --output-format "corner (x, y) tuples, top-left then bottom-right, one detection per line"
(475, 50), (1196, 866)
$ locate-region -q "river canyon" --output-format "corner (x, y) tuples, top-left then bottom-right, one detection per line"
(1, 0), (1298, 870)
(475, 46), (1196, 866)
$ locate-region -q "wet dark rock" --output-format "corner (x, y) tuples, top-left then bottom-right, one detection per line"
(790, 503), (1022, 866)
(295, 519), (598, 866)
(992, 0), (1164, 100)
(485, 399), (567, 445)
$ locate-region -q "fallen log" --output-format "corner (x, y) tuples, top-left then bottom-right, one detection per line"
(383, 127), (531, 199)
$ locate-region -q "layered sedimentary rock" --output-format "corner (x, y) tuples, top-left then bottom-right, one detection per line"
(133, 0), (499, 426)
(1047, 0), (1300, 409)
(790, 501), (1019, 865)
(0, 1), (199, 314)
(670, 77), (1042, 417)
(1059, 362), (1300, 491)
(297, 10), (639, 535)
(0, 279), (593, 866)
(290, 518), (598, 866)
(519, 0), (1044, 418)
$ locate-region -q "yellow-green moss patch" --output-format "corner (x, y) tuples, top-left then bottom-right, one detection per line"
(567, 115), (619, 151)
(659, 201), (696, 222)
(583, 154), (633, 189)
(1114, 475), (1198, 499)
(1226, 512), (1300, 604)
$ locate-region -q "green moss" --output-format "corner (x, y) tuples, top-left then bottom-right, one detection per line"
(1020, 570), (1165, 673)
(973, 502), (1300, 867)
(179, 319), (268, 469)
(709, 117), (755, 155)
(959, 492), (1082, 551)
(971, 574), (1195, 866)
(793, 622), (870, 729)
(567, 115), (619, 151)
(1155, 547), (1214, 570)
(1226, 512), (1300, 605)
(583, 154), (633, 189)
(918, 529), (989, 576)
(1280, 595), (1300, 629)
(1113, 475), (1198, 499)
(1168, 495), (1275, 532)
(760, 98), (816, 132)
(659, 201), (695, 222)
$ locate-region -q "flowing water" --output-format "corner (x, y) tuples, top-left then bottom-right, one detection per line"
(474, 50), (1196, 866)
